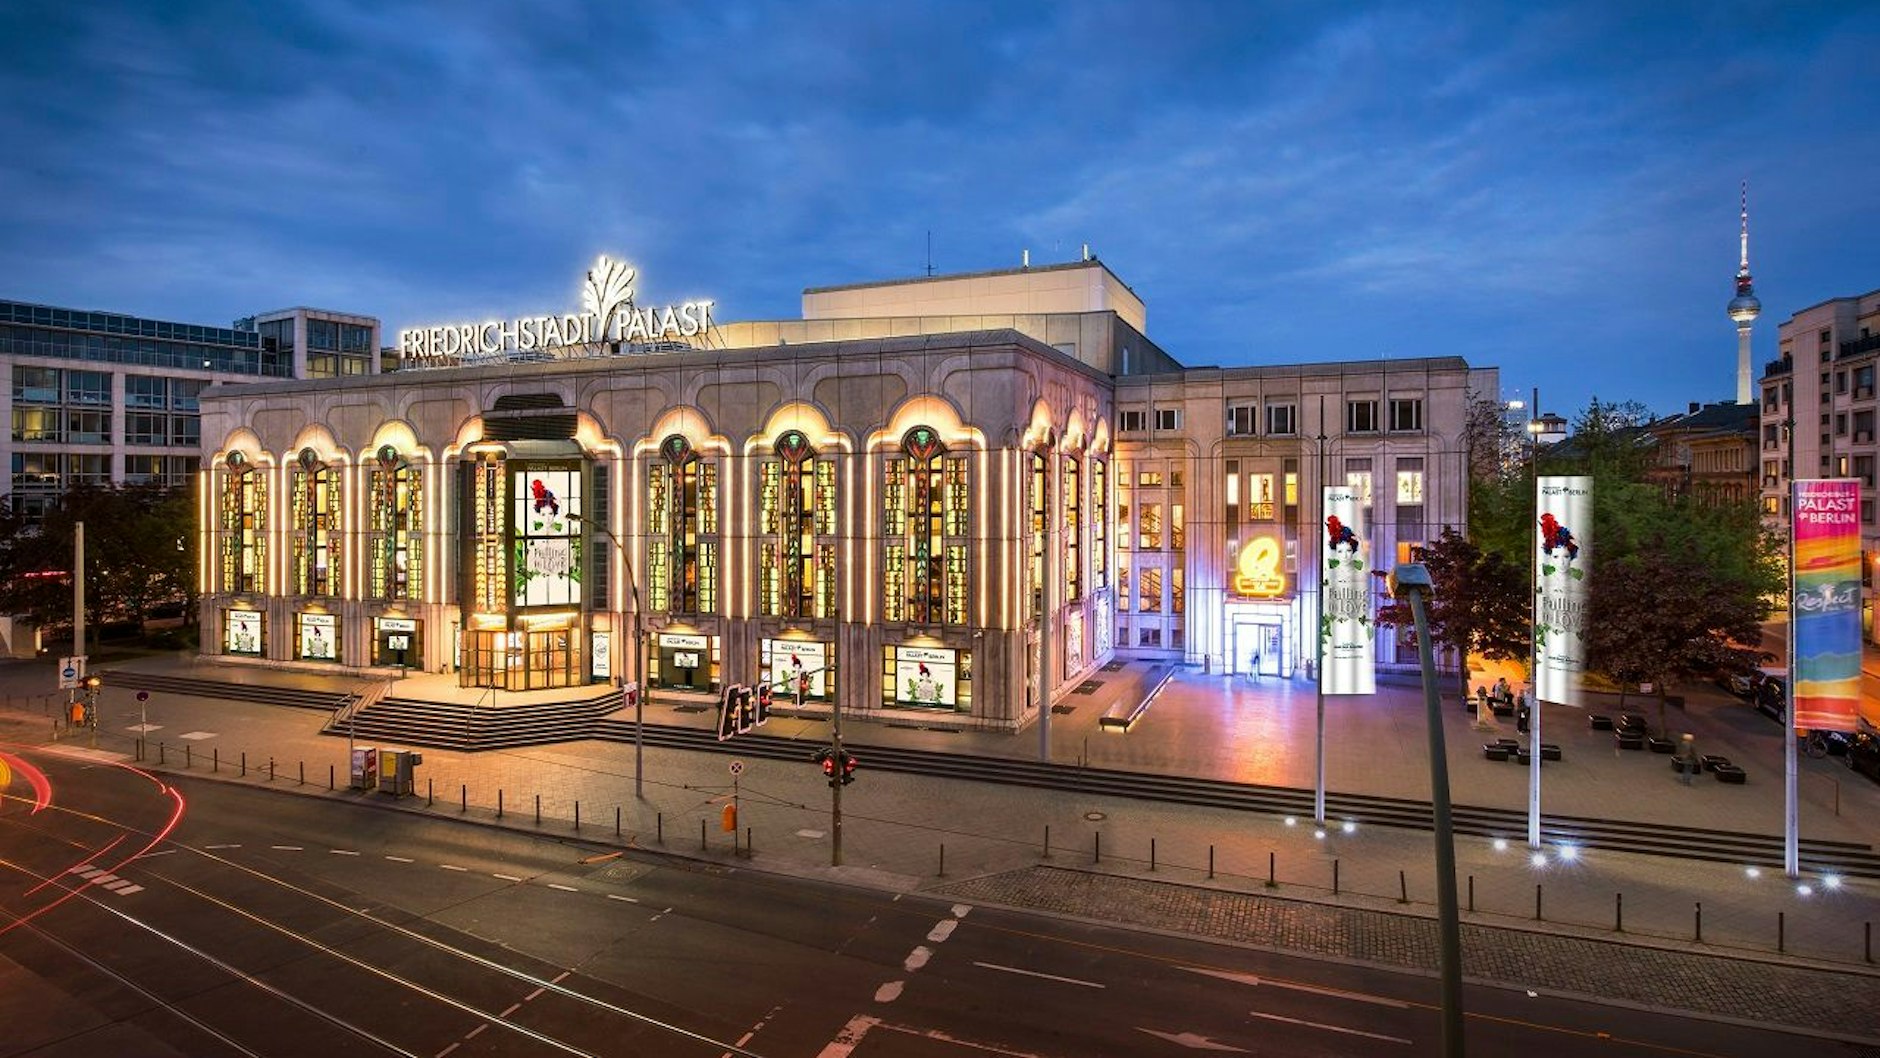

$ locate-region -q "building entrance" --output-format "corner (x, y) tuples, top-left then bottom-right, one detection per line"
(460, 627), (579, 690)
(1228, 609), (1289, 678)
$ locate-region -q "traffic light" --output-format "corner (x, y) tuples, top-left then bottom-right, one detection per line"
(756, 682), (773, 724)
(840, 751), (857, 786)
(814, 747), (836, 785)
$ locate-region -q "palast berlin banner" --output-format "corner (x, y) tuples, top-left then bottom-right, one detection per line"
(1534, 476), (1592, 707)
(1792, 479), (1861, 733)
(1321, 486), (1374, 695)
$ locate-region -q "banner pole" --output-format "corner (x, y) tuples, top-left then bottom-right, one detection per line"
(1784, 455), (1798, 877)
(1314, 396), (1327, 826)
(1528, 387), (1541, 851)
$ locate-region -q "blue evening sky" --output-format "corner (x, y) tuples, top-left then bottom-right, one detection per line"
(1, 1), (1876, 420)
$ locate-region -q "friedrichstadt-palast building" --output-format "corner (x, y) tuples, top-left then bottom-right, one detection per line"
(197, 254), (1492, 731)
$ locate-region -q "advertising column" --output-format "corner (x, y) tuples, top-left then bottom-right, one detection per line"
(1792, 480), (1860, 732)
(1534, 476), (1592, 707)
(1320, 486), (1374, 694)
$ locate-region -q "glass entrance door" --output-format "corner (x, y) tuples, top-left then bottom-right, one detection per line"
(459, 627), (577, 689)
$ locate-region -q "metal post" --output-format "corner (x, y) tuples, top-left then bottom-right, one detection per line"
(1039, 447), (1054, 763)
(1784, 419), (1799, 877)
(1529, 385), (1542, 851)
(832, 621), (845, 867)
(1315, 396), (1328, 825)
(74, 520), (84, 673)
(1406, 577), (1466, 1058)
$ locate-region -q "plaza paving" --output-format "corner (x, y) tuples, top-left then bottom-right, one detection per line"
(4, 650), (1879, 1038)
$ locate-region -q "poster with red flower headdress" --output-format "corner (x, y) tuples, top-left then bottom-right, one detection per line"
(1534, 476), (1591, 706)
(1320, 485), (1374, 694)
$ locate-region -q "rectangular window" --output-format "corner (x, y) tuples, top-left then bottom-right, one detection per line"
(1154, 407), (1180, 431)
(1396, 457), (1425, 504)
(13, 366), (60, 404)
(1247, 473), (1275, 520)
(1063, 455), (1081, 601)
(1092, 460), (1108, 590)
(1346, 399), (1378, 433)
(1227, 404), (1257, 436)
(1138, 566), (1162, 613)
(1138, 625), (1162, 647)
(171, 415), (201, 447)
(1856, 410), (1876, 443)
(126, 412), (168, 445)
(125, 374), (167, 409)
(11, 407), (60, 442)
(1171, 503), (1185, 551)
(1857, 456), (1875, 488)
(1119, 410), (1147, 433)
(66, 409), (110, 444)
(1389, 398), (1424, 432)
(1139, 503), (1163, 550)
(1283, 459), (1299, 508)
(1865, 500), (1876, 525)
(1857, 365), (1875, 398)
(171, 378), (205, 411)
(1118, 501), (1131, 551)
(1838, 371), (1849, 394)
(1837, 413), (1849, 436)
(1345, 458), (1373, 506)
(1117, 555), (1131, 611)
(1138, 469), (1163, 487)
(1266, 403), (1296, 436)
(65, 370), (110, 406)
(1172, 567), (1184, 616)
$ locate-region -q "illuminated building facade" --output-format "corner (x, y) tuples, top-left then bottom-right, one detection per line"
(197, 256), (1489, 728)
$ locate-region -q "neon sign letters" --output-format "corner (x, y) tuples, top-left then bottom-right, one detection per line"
(1233, 536), (1286, 598)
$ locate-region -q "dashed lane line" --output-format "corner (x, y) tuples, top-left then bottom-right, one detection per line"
(606, 894), (638, 903)
(270, 846), (303, 851)
(439, 864), (467, 872)
(329, 849), (360, 856)
(1248, 1011), (1411, 1045)
(493, 874), (523, 883)
(971, 962), (1105, 989)
(204, 844), (240, 850)
(385, 855), (413, 862)
(547, 883), (578, 893)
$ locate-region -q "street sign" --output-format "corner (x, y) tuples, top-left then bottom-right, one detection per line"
(729, 760), (744, 777)
(58, 655), (86, 690)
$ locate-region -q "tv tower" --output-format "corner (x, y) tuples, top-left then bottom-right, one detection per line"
(1728, 180), (1761, 404)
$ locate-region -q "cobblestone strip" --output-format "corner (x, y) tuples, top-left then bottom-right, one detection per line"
(930, 865), (1880, 1038)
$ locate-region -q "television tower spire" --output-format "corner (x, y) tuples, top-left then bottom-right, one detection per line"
(1728, 180), (1761, 404)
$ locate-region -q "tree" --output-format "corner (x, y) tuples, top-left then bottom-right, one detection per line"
(0, 483), (198, 639)
(1376, 528), (1529, 697)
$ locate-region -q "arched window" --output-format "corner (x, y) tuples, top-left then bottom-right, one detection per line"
(368, 445), (422, 600)
(884, 426), (968, 625)
(648, 434), (718, 615)
(1092, 457), (1108, 591)
(759, 431), (836, 618)
(290, 448), (341, 597)
(1029, 450), (1047, 618)
(220, 451), (267, 594)
(1063, 453), (1081, 601)
(466, 448), (506, 614)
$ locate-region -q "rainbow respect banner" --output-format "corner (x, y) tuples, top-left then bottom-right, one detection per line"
(1792, 479), (1861, 733)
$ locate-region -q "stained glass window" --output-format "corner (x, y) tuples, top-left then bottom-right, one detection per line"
(1063, 454), (1081, 601)
(368, 445), (421, 600)
(290, 448), (340, 597)
(884, 427), (968, 625)
(651, 435), (717, 615)
(1092, 459), (1108, 590)
(220, 451), (266, 594)
(758, 431), (832, 619)
(469, 453), (506, 613)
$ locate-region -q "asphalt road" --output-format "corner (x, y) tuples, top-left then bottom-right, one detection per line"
(0, 745), (1864, 1058)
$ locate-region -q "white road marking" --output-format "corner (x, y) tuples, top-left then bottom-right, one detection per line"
(1180, 966), (1409, 1008)
(972, 961), (1105, 989)
(493, 874), (523, 882)
(873, 981), (903, 1003)
(99, 879), (130, 890)
(797, 829), (826, 838)
(204, 844), (240, 849)
(903, 946), (932, 972)
(178, 731), (216, 740)
(114, 885), (143, 895)
(66, 867), (91, 876)
(548, 883), (577, 892)
(126, 723), (161, 733)
(76, 868), (103, 878)
(140, 849), (177, 858)
(1135, 1028), (1247, 1052)
(951, 904), (972, 919)
(524, 987), (544, 1002)
(499, 1002), (521, 1018)
(439, 864), (468, 872)
(815, 1014), (879, 1057)
(927, 919), (959, 943)
(1248, 1011), (1411, 1044)
(434, 1043), (460, 1058)
(463, 1024), (487, 1039)
(270, 846), (303, 851)
(330, 849), (360, 856)
(606, 893), (637, 903)
(385, 855), (413, 862)
(551, 971), (572, 984)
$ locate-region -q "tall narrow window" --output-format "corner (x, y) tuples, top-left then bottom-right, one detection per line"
(290, 448), (340, 597)
(651, 435), (717, 615)
(220, 451), (267, 594)
(368, 445), (422, 601)
(760, 431), (836, 619)
(468, 451), (506, 613)
(1063, 454), (1081, 601)
(1092, 459), (1108, 590)
(1030, 451), (1047, 617)
(885, 427), (968, 625)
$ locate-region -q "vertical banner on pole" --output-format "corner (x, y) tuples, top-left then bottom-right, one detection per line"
(1321, 486), (1374, 695)
(1792, 479), (1860, 733)
(1534, 476), (1592, 706)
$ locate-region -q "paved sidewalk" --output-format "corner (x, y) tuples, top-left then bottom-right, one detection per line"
(5, 653), (1879, 1039)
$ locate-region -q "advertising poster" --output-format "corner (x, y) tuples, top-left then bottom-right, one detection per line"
(226, 610), (262, 656)
(894, 646), (958, 707)
(511, 466), (582, 608)
(591, 630), (612, 680)
(1792, 480), (1861, 732)
(298, 613), (336, 660)
(767, 640), (827, 697)
(1534, 476), (1592, 706)
(1320, 486), (1374, 694)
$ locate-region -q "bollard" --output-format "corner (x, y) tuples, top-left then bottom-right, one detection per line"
(268, 758), (274, 782)
(1615, 892), (1624, 932)
(299, 761), (304, 785)
(616, 806), (621, 837)
(1778, 911), (1785, 954)
(1866, 921), (1872, 964)
(1208, 845), (1215, 880)
(939, 843), (945, 878)
(187, 744), (193, 769)
(575, 801), (580, 831)
(700, 818), (707, 851)
(499, 789), (504, 818)
(747, 827), (753, 856)
(427, 778), (433, 806)
(1535, 883), (1543, 921)
(461, 784), (466, 813)
(1044, 824), (1052, 859)
(328, 763), (334, 789)
(240, 751), (245, 778)
(213, 747), (219, 772)
(657, 812), (663, 844)
(1266, 850), (1276, 889)
(1333, 859), (1340, 896)
(1399, 870), (1408, 904)
(1150, 838), (1157, 872)
(1468, 875), (1475, 913)
(1094, 831), (1101, 865)
(535, 793), (541, 825)
(160, 742), (166, 766)
(1695, 901), (1703, 943)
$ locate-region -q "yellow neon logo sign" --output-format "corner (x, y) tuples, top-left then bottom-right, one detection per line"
(1234, 536), (1286, 597)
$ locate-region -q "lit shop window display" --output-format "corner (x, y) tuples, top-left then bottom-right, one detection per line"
(759, 431), (836, 619)
(224, 609), (263, 656)
(290, 448), (340, 597)
(650, 631), (720, 692)
(761, 638), (833, 701)
(220, 451), (267, 594)
(297, 612), (338, 661)
(884, 645), (972, 711)
(375, 616), (419, 668)
(649, 435), (718, 615)
(884, 427), (968, 625)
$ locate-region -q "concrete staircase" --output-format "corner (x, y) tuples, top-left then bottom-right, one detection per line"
(99, 670), (356, 713)
(328, 691), (623, 751)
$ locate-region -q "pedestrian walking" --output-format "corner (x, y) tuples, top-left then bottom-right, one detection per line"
(1251, 648), (1261, 680)
(1679, 733), (1698, 785)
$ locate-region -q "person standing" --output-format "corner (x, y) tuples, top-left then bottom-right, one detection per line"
(1679, 733), (1698, 785)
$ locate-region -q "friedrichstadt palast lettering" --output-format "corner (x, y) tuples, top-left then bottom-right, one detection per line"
(396, 255), (715, 363)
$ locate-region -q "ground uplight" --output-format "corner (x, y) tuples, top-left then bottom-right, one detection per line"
(1529, 852), (1546, 868)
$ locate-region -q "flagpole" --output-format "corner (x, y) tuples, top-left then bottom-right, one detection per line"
(1784, 424), (1798, 877)
(1528, 386), (1542, 851)
(1314, 396), (1328, 826)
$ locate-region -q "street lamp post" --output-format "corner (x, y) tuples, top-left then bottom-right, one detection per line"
(1527, 386), (1543, 851)
(575, 513), (647, 798)
(1392, 562), (1466, 1058)
(1313, 395), (1328, 826)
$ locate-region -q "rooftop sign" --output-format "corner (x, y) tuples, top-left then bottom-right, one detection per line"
(397, 256), (714, 365)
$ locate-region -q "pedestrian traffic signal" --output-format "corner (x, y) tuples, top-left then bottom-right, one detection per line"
(756, 682), (773, 725)
(814, 747), (838, 786)
(840, 751), (857, 786)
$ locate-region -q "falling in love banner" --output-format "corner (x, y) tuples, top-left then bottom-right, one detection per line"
(1534, 476), (1592, 707)
(1792, 479), (1861, 733)
(1321, 485), (1374, 695)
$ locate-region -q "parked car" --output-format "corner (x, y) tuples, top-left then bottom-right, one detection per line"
(1848, 731), (1880, 784)
(1752, 670), (1788, 723)
(1715, 665), (1759, 700)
